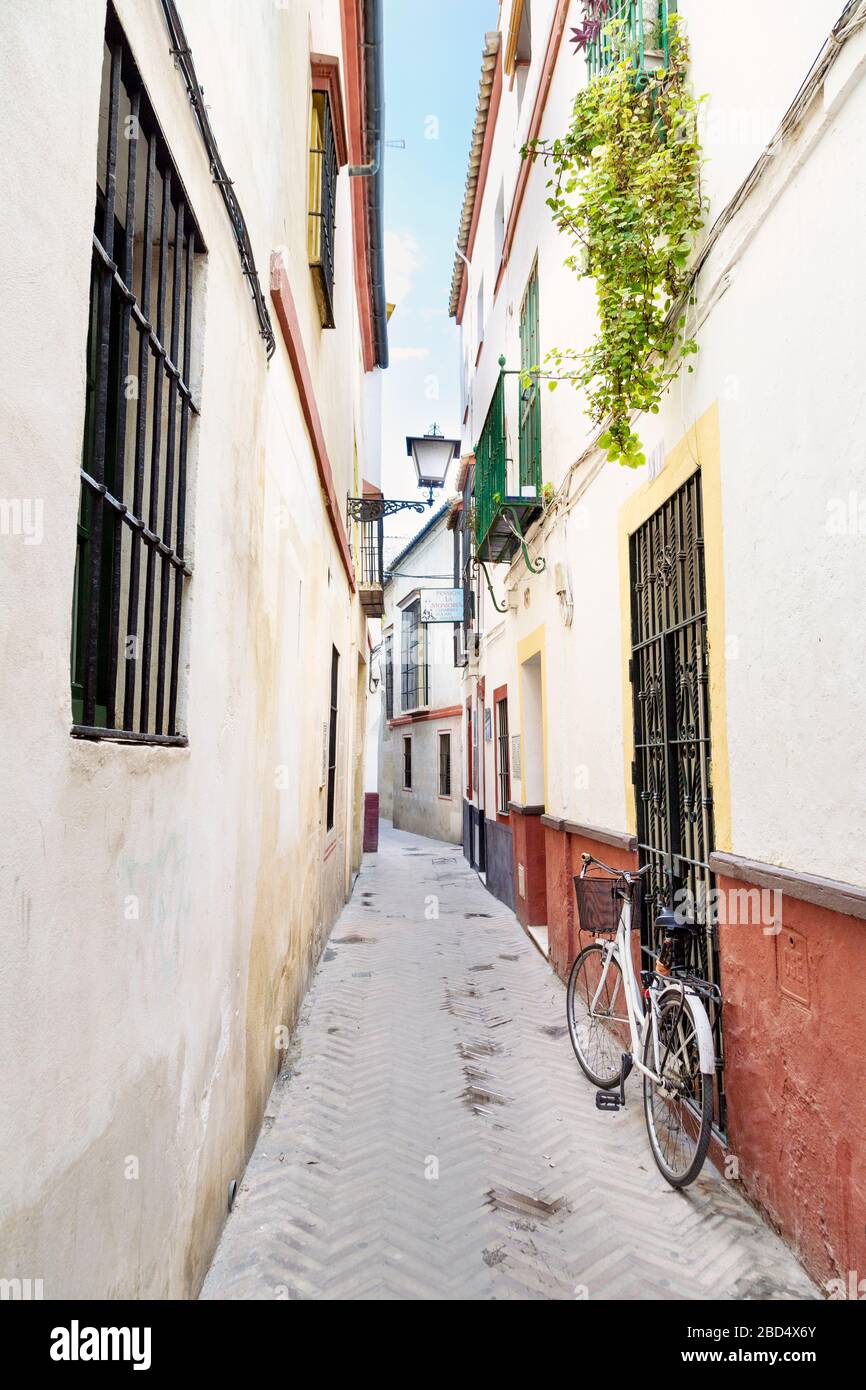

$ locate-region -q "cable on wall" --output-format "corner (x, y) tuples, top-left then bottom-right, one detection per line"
(157, 0), (276, 359)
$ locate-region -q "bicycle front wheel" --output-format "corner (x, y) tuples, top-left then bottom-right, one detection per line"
(643, 991), (713, 1187)
(566, 942), (629, 1089)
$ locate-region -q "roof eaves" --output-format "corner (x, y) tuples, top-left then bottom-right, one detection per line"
(448, 32), (501, 319)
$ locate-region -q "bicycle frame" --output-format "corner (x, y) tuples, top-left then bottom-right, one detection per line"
(586, 889), (715, 1083)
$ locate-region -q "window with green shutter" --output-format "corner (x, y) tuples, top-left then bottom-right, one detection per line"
(519, 262), (541, 492)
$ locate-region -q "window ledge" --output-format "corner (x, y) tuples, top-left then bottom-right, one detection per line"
(71, 725), (188, 749)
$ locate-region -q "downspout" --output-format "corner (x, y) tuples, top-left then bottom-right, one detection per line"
(348, 0), (389, 369)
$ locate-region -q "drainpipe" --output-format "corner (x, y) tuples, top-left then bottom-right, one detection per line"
(348, 0), (389, 369)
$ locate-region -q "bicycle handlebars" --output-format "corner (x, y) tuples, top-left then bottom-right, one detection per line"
(580, 851), (653, 884)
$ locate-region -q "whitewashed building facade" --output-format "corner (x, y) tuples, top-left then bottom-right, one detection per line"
(0, 0), (389, 1297)
(451, 0), (866, 1291)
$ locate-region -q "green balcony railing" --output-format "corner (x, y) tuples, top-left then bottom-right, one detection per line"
(473, 359), (544, 569)
(586, 1), (674, 80)
(474, 368), (507, 555)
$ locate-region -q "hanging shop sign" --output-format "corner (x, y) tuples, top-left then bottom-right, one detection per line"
(419, 588), (464, 623)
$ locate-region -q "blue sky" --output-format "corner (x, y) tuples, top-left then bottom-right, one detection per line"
(380, 0), (498, 560)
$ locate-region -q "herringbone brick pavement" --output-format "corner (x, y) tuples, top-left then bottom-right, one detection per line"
(201, 823), (816, 1301)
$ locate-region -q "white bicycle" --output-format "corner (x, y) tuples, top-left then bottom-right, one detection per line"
(566, 853), (719, 1188)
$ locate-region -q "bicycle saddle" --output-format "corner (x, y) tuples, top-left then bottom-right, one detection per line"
(655, 905), (694, 933)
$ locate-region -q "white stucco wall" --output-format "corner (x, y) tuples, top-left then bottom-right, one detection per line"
(458, 0), (866, 885)
(0, 0), (379, 1296)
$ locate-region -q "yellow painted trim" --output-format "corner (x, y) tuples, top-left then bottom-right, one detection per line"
(516, 623), (548, 809)
(617, 402), (731, 851)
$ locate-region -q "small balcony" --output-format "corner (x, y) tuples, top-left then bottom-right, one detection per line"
(585, 1), (673, 80)
(473, 359), (542, 566)
(349, 502), (385, 616)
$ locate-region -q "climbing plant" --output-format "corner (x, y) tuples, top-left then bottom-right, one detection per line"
(524, 15), (705, 467)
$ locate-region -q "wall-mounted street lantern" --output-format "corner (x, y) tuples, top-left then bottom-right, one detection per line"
(345, 425), (460, 618)
(406, 425), (460, 506)
(346, 424), (460, 526)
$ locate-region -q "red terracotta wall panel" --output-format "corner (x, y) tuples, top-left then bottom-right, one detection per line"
(717, 876), (866, 1290)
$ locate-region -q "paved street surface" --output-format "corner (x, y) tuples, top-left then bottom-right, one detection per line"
(202, 824), (816, 1301)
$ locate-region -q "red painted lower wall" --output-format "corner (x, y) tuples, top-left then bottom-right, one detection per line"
(363, 793), (379, 853)
(511, 808), (547, 927)
(717, 874), (866, 1292)
(543, 819), (866, 1292)
(545, 826), (637, 983)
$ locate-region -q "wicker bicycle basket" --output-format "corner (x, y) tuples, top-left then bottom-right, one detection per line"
(573, 874), (641, 937)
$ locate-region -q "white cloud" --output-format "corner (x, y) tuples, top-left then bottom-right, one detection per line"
(384, 228), (420, 305)
(391, 346), (431, 362)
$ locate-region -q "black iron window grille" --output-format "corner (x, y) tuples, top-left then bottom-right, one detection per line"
(358, 514), (384, 587)
(309, 90), (338, 328)
(326, 645), (340, 831)
(630, 470), (725, 1129)
(384, 632), (394, 721)
(438, 731), (452, 798)
(400, 599), (428, 711)
(71, 15), (203, 746)
(496, 697), (511, 814)
(403, 735), (412, 791)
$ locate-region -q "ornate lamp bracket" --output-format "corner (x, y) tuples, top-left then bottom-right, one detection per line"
(473, 556), (508, 614)
(504, 504), (546, 575)
(346, 496), (428, 524)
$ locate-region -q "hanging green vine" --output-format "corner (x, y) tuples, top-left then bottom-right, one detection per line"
(524, 16), (706, 467)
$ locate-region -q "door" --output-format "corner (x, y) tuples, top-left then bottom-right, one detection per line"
(473, 691), (487, 872)
(629, 470), (725, 1129)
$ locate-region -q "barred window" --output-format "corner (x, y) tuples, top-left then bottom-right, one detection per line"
(72, 13), (202, 746)
(466, 703), (473, 798)
(401, 599), (428, 712)
(438, 732), (452, 798)
(326, 646), (340, 831)
(403, 735), (412, 791)
(496, 697), (511, 814)
(308, 90), (338, 328)
(384, 632), (394, 720)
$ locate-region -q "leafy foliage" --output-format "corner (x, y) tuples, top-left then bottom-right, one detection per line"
(525, 17), (705, 467)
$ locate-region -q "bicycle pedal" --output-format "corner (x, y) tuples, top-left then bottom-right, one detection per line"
(595, 1090), (622, 1111)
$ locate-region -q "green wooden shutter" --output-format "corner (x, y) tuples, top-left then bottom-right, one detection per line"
(519, 264), (541, 491)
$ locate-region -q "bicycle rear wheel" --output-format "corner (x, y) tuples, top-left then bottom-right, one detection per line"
(566, 942), (629, 1089)
(642, 992), (713, 1187)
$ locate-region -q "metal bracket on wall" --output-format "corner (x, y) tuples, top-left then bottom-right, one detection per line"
(346, 496), (427, 522)
(473, 557), (508, 614)
(503, 505), (546, 575)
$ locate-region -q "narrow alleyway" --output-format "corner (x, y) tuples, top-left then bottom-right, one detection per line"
(202, 825), (816, 1301)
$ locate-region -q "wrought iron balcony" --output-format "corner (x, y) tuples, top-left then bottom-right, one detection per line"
(346, 499), (389, 616)
(584, 1), (673, 80)
(473, 358), (542, 567)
